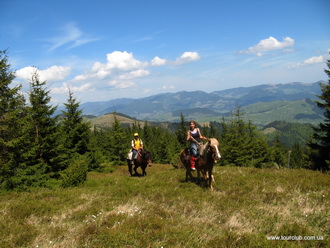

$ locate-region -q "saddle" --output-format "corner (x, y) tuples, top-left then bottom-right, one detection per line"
(184, 143), (208, 160)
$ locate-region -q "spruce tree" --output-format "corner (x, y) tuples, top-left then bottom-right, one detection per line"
(308, 57), (330, 170)
(109, 114), (128, 162)
(176, 113), (187, 148)
(25, 71), (64, 181)
(0, 50), (29, 189)
(219, 108), (269, 167)
(269, 136), (287, 168)
(60, 90), (90, 158)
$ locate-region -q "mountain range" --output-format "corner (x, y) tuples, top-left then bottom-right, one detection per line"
(57, 81), (325, 126)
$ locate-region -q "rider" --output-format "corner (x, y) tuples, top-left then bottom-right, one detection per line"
(186, 120), (207, 170)
(131, 133), (144, 163)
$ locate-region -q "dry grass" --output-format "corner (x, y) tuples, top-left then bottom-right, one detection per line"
(0, 164), (329, 247)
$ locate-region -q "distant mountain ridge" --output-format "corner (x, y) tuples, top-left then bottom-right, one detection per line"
(55, 81), (324, 125)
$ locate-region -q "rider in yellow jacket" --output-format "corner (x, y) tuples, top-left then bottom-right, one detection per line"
(131, 133), (144, 161)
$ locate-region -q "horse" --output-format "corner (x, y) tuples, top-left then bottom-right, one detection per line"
(127, 149), (152, 177)
(180, 138), (221, 190)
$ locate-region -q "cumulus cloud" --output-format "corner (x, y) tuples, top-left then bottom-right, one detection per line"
(240, 36), (294, 56)
(15, 65), (71, 82)
(289, 55), (326, 68)
(151, 56), (168, 66)
(73, 51), (201, 85)
(118, 69), (150, 80)
(104, 51), (147, 71)
(175, 52), (201, 64)
(51, 82), (92, 94)
(73, 51), (149, 83)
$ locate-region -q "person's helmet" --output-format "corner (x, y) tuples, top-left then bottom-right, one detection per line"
(134, 133), (139, 136)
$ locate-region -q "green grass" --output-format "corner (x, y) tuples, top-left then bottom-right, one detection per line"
(0, 165), (329, 247)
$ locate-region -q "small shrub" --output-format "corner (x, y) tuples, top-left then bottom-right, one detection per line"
(100, 162), (117, 173)
(61, 155), (88, 187)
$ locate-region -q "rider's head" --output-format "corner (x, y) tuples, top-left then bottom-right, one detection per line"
(189, 120), (196, 130)
(134, 133), (139, 138)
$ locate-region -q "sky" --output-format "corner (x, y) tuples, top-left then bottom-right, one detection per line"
(1, 0), (329, 105)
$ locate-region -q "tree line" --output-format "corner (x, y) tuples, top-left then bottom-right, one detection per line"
(1, 50), (329, 191)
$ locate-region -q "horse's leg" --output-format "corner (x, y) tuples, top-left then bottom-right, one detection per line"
(133, 165), (138, 175)
(142, 165), (147, 176)
(209, 168), (214, 190)
(186, 167), (192, 182)
(185, 159), (192, 182)
(127, 159), (133, 176)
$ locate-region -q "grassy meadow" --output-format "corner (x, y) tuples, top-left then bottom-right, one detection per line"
(0, 164), (329, 248)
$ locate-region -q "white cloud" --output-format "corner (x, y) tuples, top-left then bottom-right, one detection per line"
(15, 65), (71, 82)
(118, 69), (150, 80)
(104, 51), (148, 71)
(72, 51), (151, 84)
(108, 80), (135, 89)
(175, 52), (201, 65)
(241, 36), (294, 56)
(17, 50), (202, 104)
(289, 55), (326, 68)
(74, 51), (201, 84)
(48, 22), (99, 51)
(51, 82), (92, 94)
(151, 56), (167, 66)
(162, 85), (175, 90)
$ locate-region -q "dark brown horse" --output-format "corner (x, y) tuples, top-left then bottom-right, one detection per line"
(127, 149), (152, 176)
(180, 138), (221, 190)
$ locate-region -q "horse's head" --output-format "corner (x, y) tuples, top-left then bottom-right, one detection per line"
(208, 138), (221, 161)
(144, 151), (153, 167)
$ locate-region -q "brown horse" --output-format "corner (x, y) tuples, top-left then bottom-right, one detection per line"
(127, 149), (152, 176)
(180, 138), (221, 190)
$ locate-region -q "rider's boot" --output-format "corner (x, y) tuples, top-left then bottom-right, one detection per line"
(190, 156), (197, 171)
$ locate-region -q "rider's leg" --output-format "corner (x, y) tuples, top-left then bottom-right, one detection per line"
(132, 149), (138, 164)
(190, 143), (198, 170)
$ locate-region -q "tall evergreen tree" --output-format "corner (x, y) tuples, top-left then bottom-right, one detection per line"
(25, 71), (64, 179)
(290, 142), (305, 168)
(60, 90), (90, 158)
(109, 114), (129, 162)
(308, 57), (330, 170)
(269, 136), (287, 168)
(0, 50), (29, 189)
(219, 108), (269, 167)
(176, 113), (187, 148)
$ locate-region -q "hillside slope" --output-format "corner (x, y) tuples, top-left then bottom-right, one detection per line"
(1, 165), (328, 247)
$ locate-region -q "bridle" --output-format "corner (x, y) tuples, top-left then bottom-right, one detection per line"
(207, 140), (221, 161)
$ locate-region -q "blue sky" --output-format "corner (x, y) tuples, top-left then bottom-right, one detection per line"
(1, 0), (329, 104)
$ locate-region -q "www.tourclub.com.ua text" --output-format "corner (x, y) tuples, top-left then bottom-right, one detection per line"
(266, 236), (324, 241)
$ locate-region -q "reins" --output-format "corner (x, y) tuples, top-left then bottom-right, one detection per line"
(190, 136), (203, 147)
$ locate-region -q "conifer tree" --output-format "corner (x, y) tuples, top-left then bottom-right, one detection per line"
(309, 57), (330, 170)
(209, 122), (219, 139)
(176, 113), (187, 148)
(109, 114), (128, 162)
(290, 142), (305, 168)
(269, 136), (287, 168)
(0, 50), (29, 189)
(25, 71), (64, 179)
(219, 108), (269, 167)
(60, 90), (90, 158)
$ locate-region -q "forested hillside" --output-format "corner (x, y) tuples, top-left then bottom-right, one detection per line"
(64, 81), (324, 124)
